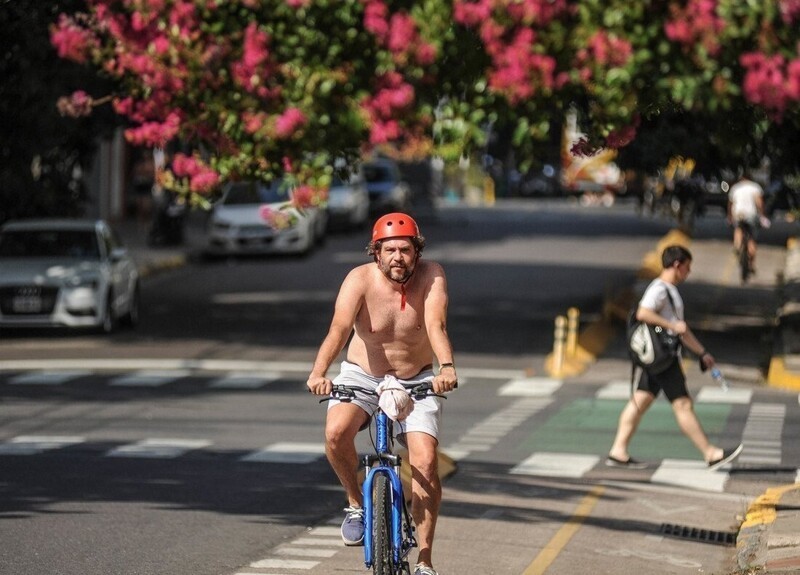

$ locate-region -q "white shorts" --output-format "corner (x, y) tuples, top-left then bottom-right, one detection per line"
(328, 360), (442, 440)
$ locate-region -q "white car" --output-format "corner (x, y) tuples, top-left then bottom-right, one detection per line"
(206, 180), (328, 256)
(0, 219), (140, 333)
(326, 169), (369, 230)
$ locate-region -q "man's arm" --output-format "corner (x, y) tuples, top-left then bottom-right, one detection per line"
(423, 263), (457, 393)
(637, 306), (716, 367)
(306, 269), (363, 394)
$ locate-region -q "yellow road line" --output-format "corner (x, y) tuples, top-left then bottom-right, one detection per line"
(522, 485), (605, 575)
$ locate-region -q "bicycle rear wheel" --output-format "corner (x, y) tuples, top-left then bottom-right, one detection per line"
(372, 474), (394, 575)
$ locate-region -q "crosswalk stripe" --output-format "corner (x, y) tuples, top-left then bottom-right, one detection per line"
(8, 370), (90, 385)
(106, 438), (211, 458)
(739, 402), (785, 465)
(209, 371), (281, 389)
(511, 452), (600, 478)
(651, 459), (729, 492)
(291, 537), (342, 546)
(275, 547), (337, 557)
(240, 442), (325, 463)
(110, 370), (192, 387)
(696, 386), (752, 404)
(499, 377), (562, 396)
(0, 435), (84, 455)
(445, 397), (551, 460)
(249, 558), (319, 569)
(596, 381), (631, 400)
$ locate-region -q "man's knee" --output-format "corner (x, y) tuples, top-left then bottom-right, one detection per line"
(324, 410), (364, 448)
(670, 396), (694, 412)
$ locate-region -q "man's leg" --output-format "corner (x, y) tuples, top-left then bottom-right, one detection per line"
(325, 403), (369, 507)
(733, 225), (742, 252)
(405, 431), (440, 569)
(670, 396), (722, 462)
(608, 390), (655, 461)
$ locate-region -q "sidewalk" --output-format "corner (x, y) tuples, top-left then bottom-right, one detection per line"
(111, 208), (800, 574)
(114, 208), (208, 279)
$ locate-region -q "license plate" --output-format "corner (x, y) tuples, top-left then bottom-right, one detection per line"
(12, 296), (43, 313)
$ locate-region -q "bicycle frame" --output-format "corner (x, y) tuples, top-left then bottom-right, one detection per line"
(362, 410), (413, 569)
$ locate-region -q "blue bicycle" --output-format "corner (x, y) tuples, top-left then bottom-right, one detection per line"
(323, 382), (444, 575)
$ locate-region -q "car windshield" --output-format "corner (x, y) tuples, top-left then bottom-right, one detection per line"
(363, 165), (393, 183)
(0, 229), (100, 259)
(223, 181), (291, 205)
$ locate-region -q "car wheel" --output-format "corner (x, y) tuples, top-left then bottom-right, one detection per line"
(100, 291), (118, 334)
(121, 283), (141, 328)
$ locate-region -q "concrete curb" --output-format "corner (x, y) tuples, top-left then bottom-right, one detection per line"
(767, 236), (800, 391)
(736, 483), (800, 573)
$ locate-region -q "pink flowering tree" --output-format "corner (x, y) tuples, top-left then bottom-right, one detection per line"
(51, 0), (800, 206)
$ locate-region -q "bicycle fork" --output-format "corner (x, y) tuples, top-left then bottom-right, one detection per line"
(362, 456), (416, 568)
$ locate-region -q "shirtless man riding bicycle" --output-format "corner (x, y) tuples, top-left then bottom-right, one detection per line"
(307, 213), (458, 575)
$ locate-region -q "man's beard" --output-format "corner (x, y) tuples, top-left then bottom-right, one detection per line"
(381, 261), (414, 283)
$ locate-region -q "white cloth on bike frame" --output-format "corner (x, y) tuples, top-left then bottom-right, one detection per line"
(376, 376), (414, 422)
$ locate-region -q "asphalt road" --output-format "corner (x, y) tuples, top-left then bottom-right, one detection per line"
(0, 199), (797, 575)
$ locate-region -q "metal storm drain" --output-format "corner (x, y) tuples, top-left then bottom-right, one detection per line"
(660, 523), (737, 546)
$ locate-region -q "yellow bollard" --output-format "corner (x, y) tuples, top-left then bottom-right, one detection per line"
(566, 307), (579, 357)
(552, 315), (567, 377)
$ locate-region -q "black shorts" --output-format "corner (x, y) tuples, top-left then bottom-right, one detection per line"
(636, 359), (689, 402)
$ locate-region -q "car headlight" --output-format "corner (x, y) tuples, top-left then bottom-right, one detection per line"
(67, 276), (99, 289)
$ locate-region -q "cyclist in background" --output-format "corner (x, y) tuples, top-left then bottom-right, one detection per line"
(728, 172), (767, 273)
(307, 212), (457, 575)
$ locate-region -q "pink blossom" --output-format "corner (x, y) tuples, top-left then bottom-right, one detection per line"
(369, 119), (401, 144)
(364, 0), (389, 40)
(605, 124), (638, 149)
(189, 170), (220, 194)
(150, 35), (171, 56)
(242, 111), (266, 134)
(740, 52), (791, 119)
(415, 42), (437, 66)
(124, 112), (182, 147)
(388, 13), (416, 54)
(50, 14), (96, 64)
(779, 0), (800, 24)
(664, 0), (724, 56)
(292, 185), (319, 209)
(56, 90), (94, 117)
(242, 23), (270, 69)
(453, 0), (493, 26)
(285, 0), (311, 7)
(231, 23), (273, 94)
(275, 107), (308, 139)
(259, 206), (292, 229)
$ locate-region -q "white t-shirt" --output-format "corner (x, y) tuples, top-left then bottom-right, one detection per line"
(728, 179), (763, 221)
(639, 279), (683, 332)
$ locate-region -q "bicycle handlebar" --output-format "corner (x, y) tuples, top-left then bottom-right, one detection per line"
(320, 381), (450, 404)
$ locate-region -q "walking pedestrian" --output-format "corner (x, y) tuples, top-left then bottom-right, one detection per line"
(607, 245), (743, 470)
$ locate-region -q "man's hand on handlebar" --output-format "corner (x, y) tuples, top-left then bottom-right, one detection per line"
(432, 371), (457, 394)
(307, 375), (333, 395)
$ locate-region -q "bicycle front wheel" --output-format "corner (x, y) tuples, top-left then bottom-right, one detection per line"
(372, 474), (394, 575)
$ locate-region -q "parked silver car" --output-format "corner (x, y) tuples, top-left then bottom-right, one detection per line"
(206, 180), (328, 256)
(0, 219), (140, 333)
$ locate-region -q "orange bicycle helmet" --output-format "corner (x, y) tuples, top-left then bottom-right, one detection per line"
(371, 213), (420, 242)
